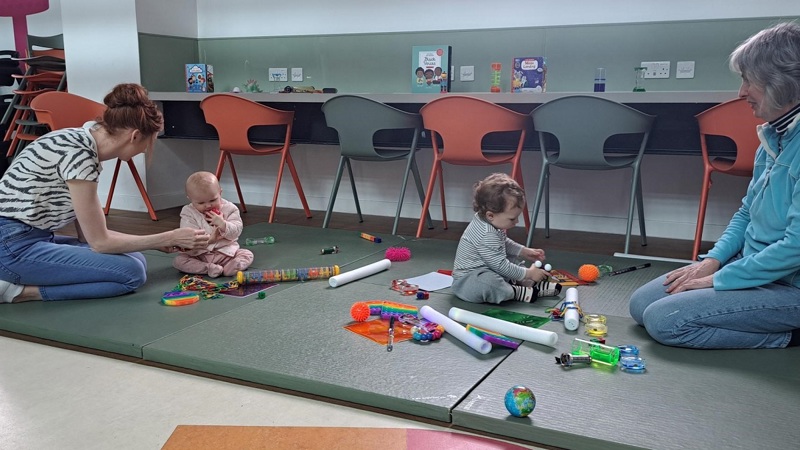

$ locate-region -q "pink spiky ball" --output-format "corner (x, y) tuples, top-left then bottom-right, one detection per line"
(385, 246), (411, 262)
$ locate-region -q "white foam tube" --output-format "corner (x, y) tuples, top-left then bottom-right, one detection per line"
(563, 287), (580, 331)
(420, 305), (492, 355)
(448, 306), (559, 347)
(328, 259), (391, 288)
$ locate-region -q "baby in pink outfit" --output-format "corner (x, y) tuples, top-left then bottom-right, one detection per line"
(172, 171), (254, 277)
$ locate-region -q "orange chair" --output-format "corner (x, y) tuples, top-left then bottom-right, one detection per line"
(30, 91), (158, 220)
(692, 97), (763, 260)
(199, 94), (311, 223)
(416, 96), (531, 238)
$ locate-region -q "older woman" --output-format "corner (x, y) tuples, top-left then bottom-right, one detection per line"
(0, 83), (209, 303)
(630, 22), (800, 349)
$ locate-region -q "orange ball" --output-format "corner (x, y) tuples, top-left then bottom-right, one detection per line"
(350, 302), (371, 322)
(578, 264), (600, 282)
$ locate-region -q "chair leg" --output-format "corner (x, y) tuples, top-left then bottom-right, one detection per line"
(322, 157), (347, 229)
(416, 161), (441, 238)
(635, 172), (647, 247)
(344, 158), (362, 223)
(125, 160), (158, 221)
(544, 169), (551, 238)
(512, 164), (531, 233)
(692, 169), (714, 260)
(103, 159), (123, 215)
(526, 164), (549, 248)
(624, 167), (646, 255)
(438, 168), (447, 230)
(284, 152), (312, 220)
(409, 156), (434, 232)
(217, 152), (246, 213)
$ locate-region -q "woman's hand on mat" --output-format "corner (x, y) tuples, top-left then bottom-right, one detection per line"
(663, 258), (719, 293)
(171, 228), (210, 251)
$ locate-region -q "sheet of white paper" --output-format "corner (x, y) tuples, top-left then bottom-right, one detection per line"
(404, 272), (453, 292)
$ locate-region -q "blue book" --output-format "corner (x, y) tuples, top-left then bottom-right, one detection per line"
(411, 45), (451, 93)
(511, 57), (546, 93)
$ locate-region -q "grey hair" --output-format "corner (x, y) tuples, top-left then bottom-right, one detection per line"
(729, 21), (800, 112)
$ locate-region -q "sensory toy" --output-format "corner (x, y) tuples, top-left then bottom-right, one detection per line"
(385, 246), (411, 262)
(237, 265), (340, 284)
(504, 385), (536, 418)
(161, 291), (200, 306)
(578, 264), (600, 282)
(350, 300), (419, 322)
(176, 275), (238, 299)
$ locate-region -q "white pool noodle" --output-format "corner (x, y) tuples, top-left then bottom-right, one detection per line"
(420, 305), (492, 355)
(328, 259), (391, 288)
(563, 287), (581, 331)
(448, 307), (559, 347)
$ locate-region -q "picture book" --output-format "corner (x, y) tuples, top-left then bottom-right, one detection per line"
(411, 45), (451, 93)
(511, 57), (546, 93)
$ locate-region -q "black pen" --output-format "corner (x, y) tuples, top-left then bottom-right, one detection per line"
(387, 316), (395, 352)
(608, 263), (651, 276)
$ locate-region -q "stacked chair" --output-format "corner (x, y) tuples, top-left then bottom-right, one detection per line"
(1, 34), (67, 158)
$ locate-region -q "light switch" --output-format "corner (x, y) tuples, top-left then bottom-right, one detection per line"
(291, 68), (303, 82)
(460, 65), (475, 82)
(676, 61), (695, 79)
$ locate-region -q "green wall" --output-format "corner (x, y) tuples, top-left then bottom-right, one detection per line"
(139, 17), (797, 94)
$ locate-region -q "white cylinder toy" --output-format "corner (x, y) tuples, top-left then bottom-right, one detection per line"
(563, 287), (581, 331)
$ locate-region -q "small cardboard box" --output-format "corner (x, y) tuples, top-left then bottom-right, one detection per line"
(185, 64), (214, 93)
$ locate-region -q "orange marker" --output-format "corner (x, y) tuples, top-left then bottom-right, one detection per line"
(360, 232), (382, 243)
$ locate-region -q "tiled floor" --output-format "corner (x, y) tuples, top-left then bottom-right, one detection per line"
(0, 335), (544, 449)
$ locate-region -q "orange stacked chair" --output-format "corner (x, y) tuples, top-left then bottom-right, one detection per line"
(1, 34), (66, 158)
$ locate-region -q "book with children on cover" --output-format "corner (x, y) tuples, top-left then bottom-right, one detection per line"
(412, 45), (451, 93)
(511, 56), (546, 93)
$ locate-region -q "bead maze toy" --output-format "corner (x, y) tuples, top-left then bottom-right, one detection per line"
(237, 265), (340, 284)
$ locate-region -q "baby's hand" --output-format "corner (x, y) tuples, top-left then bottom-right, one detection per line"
(524, 265), (550, 283)
(521, 247), (546, 262)
(205, 208), (225, 229)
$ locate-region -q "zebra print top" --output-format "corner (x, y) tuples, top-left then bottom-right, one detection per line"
(452, 213), (525, 282)
(0, 123), (101, 232)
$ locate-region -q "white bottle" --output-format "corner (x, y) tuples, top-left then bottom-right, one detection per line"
(563, 287), (581, 331)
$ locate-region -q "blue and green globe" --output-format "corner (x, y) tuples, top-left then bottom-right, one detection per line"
(504, 385), (536, 417)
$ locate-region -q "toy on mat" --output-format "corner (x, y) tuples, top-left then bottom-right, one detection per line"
(556, 338), (619, 368)
(584, 314), (608, 337)
(320, 246), (340, 255)
(161, 291), (200, 306)
(176, 275), (238, 299)
(466, 325), (520, 349)
(391, 279), (419, 296)
(504, 385), (536, 418)
(349, 301), (444, 343)
(416, 290), (429, 300)
(237, 265), (340, 284)
(385, 246), (411, 262)
(360, 232), (382, 243)
(350, 300), (419, 322)
(578, 264), (600, 282)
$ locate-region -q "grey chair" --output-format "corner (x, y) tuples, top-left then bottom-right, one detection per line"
(321, 95), (432, 235)
(526, 95), (655, 254)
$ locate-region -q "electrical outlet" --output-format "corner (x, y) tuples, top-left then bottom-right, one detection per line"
(641, 61), (670, 79)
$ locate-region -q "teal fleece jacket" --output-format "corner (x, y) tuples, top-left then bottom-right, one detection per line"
(704, 113), (800, 290)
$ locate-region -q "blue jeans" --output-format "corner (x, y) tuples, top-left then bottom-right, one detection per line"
(0, 218), (147, 301)
(629, 273), (800, 349)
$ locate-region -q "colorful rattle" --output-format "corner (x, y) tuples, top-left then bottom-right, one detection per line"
(161, 291), (200, 306)
(350, 300), (419, 322)
(237, 265), (340, 284)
